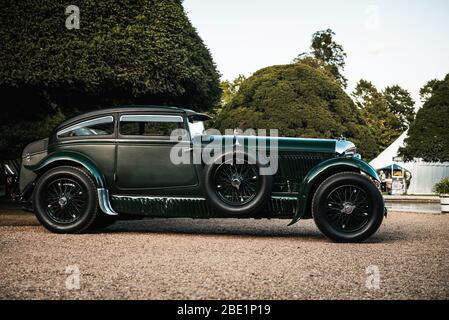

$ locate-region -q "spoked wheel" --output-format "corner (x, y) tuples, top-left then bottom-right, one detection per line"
(33, 166), (99, 233)
(214, 160), (260, 206)
(312, 172), (384, 243)
(325, 185), (371, 233)
(203, 152), (272, 215)
(43, 178), (87, 224)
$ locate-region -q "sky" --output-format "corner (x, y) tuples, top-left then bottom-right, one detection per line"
(183, 0), (449, 108)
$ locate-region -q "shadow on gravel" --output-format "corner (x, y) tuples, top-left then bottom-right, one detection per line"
(0, 203), (404, 243)
(99, 228), (325, 241)
(90, 219), (403, 243)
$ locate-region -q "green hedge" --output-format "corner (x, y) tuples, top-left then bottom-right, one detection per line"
(0, 0), (221, 159)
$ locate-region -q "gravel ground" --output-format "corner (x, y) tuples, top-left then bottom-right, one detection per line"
(0, 207), (448, 300)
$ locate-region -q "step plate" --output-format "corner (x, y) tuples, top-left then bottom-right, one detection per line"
(110, 195), (297, 219)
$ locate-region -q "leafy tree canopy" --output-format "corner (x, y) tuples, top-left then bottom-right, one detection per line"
(383, 85), (415, 129)
(215, 63), (377, 160)
(400, 74), (449, 162)
(294, 29), (348, 88)
(352, 80), (415, 152)
(419, 79), (443, 103)
(215, 75), (247, 115)
(0, 0), (221, 159)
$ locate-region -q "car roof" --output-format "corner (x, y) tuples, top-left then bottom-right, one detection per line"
(54, 105), (212, 132)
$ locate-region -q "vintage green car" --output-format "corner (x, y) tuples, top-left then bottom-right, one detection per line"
(19, 105), (385, 242)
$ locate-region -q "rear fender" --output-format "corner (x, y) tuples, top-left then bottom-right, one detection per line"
(24, 151), (106, 189)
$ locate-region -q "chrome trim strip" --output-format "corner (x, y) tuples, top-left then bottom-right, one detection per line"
(111, 195), (297, 202)
(97, 188), (118, 216)
(271, 196), (297, 201)
(4, 164), (15, 176)
(57, 139), (117, 144)
(111, 195), (206, 201)
(120, 115), (183, 123)
(57, 116), (114, 137)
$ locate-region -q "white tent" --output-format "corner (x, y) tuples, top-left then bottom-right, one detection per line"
(369, 131), (449, 195)
(369, 132), (412, 172)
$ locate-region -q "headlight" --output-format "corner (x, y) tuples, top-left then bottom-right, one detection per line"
(335, 140), (357, 157)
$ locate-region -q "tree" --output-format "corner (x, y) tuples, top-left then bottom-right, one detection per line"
(400, 74), (449, 162)
(215, 63), (378, 160)
(0, 0), (221, 159)
(383, 85), (415, 131)
(419, 79), (443, 103)
(215, 75), (246, 115)
(352, 80), (400, 152)
(293, 55), (335, 80)
(295, 29), (348, 88)
(352, 80), (415, 152)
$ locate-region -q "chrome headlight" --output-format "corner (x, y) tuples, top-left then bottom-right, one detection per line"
(336, 140), (357, 157)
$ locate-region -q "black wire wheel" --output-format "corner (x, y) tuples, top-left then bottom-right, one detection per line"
(312, 172), (384, 243)
(33, 166), (99, 233)
(325, 185), (371, 233)
(43, 178), (87, 224)
(203, 152), (272, 216)
(214, 159), (260, 206)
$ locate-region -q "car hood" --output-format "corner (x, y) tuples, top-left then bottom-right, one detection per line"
(196, 135), (339, 154)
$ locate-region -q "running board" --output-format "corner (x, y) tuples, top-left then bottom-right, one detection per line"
(102, 193), (297, 219)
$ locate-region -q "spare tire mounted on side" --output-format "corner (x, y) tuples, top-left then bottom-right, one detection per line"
(203, 152), (273, 215)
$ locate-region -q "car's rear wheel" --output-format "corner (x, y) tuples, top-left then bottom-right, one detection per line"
(312, 172), (384, 243)
(203, 152), (272, 215)
(33, 166), (98, 233)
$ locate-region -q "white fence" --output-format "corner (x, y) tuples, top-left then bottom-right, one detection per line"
(406, 161), (449, 195)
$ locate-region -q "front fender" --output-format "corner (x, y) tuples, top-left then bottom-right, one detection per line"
(289, 157), (379, 225)
(24, 151), (106, 188)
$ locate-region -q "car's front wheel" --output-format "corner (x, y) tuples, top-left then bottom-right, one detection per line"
(312, 172), (384, 243)
(33, 166), (99, 233)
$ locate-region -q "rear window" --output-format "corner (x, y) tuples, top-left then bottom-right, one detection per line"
(119, 115), (186, 138)
(57, 116), (114, 139)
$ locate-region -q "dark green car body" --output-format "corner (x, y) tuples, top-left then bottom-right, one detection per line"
(19, 106), (380, 226)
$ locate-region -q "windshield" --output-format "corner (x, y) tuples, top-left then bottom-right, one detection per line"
(188, 120), (205, 137)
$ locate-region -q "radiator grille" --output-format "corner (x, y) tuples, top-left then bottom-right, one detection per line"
(273, 153), (329, 192)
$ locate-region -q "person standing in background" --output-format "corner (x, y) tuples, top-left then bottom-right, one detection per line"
(379, 170), (387, 193)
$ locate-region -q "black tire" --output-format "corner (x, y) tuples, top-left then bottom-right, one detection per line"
(203, 151), (272, 215)
(32, 166), (99, 234)
(312, 172), (384, 243)
(89, 212), (117, 230)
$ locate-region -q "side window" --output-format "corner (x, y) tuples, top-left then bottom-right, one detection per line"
(119, 115), (187, 139)
(57, 116), (114, 139)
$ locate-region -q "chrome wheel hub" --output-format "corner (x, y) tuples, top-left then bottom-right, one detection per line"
(58, 196), (68, 207)
(231, 177), (242, 190)
(341, 202), (356, 215)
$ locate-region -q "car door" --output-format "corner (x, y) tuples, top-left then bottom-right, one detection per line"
(115, 113), (199, 192)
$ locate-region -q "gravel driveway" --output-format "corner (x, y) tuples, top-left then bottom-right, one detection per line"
(0, 207), (448, 300)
